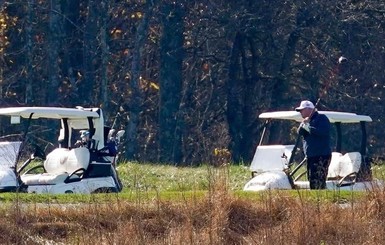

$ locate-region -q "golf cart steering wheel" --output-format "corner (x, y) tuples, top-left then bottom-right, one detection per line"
(32, 143), (46, 160)
(17, 143), (46, 175)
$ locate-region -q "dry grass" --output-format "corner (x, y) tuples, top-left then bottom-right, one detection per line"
(3, 189), (385, 245)
(2, 188), (385, 244)
(2, 161), (385, 244)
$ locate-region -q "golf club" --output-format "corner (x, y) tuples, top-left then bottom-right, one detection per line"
(338, 56), (347, 64)
(288, 56), (347, 167)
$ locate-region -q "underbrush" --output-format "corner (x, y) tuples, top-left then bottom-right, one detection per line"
(2, 180), (385, 244)
(1, 160), (385, 244)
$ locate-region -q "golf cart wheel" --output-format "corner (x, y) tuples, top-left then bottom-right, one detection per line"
(92, 187), (118, 193)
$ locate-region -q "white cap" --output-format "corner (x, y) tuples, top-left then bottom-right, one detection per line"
(295, 100), (315, 111)
(80, 130), (90, 138)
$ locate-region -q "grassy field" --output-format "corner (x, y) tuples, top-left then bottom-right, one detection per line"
(117, 162), (251, 192)
(1, 161), (385, 244)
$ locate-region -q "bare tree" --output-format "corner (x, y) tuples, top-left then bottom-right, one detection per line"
(81, 0), (98, 105)
(47, 0), (62, 106)
(124, 0), (156, 160)
(158, 2), (184, 164)
(25, 0), (34, 104)
(99, 1), (110, 111)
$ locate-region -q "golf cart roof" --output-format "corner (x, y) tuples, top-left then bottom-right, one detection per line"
(259, 111), (372, 123)
(0, 106), (106, 150)
(0, 107), (101, 119)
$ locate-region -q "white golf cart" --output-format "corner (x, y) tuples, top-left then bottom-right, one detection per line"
(243, 110), (383, 191)
(0, 107), (124, 194)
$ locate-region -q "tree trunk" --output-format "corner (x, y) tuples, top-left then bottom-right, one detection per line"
(227, 32), (244, 162)
(268, 8), (305, 144)
(100, 2), (109, 111)
(25, 0), (34, 104)
(124, 0), (155, 160)
(47, 0), (62, 106)
(62, 0), (81, 105)
(82, 0), (98, 105)
(158, 3), (184, 164)
(227, 32), (261, 162)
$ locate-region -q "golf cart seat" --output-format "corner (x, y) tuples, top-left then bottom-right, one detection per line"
(21, 147), (90, 185)
(327, 152), (361, 183)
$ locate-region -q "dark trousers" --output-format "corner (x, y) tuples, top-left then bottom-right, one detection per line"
(307, 155), (331, 189)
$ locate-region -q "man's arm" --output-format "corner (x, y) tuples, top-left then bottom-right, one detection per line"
(309, 115), (330, 136)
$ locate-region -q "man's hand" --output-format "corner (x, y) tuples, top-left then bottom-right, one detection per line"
(301, 122), (310, 132)
(297, 122), (310, 135)
(74, 140), (84, 147)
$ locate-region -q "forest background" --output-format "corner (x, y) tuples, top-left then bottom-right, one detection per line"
(0, 0), (384, 165)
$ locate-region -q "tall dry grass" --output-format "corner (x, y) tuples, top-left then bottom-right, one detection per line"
(4, 187), (385, 244)
(3, 187), (385, 244)
(2, 158), (385, 244)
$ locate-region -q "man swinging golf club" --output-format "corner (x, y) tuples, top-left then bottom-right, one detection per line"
(295, 100), (332, 189)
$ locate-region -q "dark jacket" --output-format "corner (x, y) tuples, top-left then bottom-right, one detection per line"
(300, 111), (331, 157)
